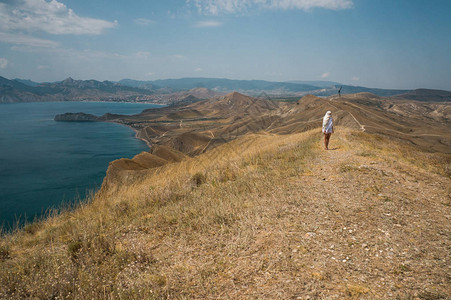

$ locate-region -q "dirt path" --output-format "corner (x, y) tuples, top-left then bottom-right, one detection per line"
(287, 131), (451, 298)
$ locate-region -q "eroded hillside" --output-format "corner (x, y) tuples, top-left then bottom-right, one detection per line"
(0, 126), (450, 299)
(100, 92), (450, 185)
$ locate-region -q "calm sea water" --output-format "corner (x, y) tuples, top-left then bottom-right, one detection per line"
(0, 101), (160, 230)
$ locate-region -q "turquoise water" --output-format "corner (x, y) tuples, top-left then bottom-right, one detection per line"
(0, 102), (160, 230)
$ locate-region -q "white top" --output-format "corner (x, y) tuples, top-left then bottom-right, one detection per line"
(322, 111), (333, 134)
(323, 118), (333, 134)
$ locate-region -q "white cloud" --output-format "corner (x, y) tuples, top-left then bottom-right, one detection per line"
(134, 18), (155, 26)
(146, 72), (155, 76)
(195, 20), (222, 27)
(37, 64), (49, 70)
(268, 0), (353, 10)
(136, 51), (151, 59)
(189, 0), (353, 15)
(194, 67), (203, 72)
(0, 32), (59, 47)
(172, 54), (185, 59)
(351, 76), (360, 81)
(0, 57), (8, 69)
(168, 10), (176, 19)
(0, 0), (116, 35)
(321, 72), (330, 79)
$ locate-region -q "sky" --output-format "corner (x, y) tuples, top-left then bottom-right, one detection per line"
(0, 0), (450, 90)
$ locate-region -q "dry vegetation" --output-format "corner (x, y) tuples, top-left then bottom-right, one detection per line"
(1, 127), (450, 299)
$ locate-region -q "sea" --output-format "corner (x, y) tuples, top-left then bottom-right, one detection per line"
(0, 101), (161, 231)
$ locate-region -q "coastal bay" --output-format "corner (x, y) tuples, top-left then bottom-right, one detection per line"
(0, 101), (162, 230)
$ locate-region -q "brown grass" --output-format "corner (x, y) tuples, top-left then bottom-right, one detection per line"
(1, 127), (450, 299)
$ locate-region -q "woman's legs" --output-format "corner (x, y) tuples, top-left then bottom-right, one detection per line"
(324, 133), (331, 150)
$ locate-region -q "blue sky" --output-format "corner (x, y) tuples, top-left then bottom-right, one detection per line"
(0, 0), (450, 89)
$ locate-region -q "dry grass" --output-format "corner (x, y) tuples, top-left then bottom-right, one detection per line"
(348, 131), (451, 178)
(1, 127), (450, 299)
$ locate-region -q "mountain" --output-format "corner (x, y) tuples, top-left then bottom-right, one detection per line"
(118, 77), (322, 94)
(312, 85), (411, 97)
(3, 75), (451, 103)
(150, 77), (321, 94)
(118, 77), (424, 98)
(13, 78), (41, 87)
(392, 88), (451, 102)
(0, 76), (36, 91)
(0, 76), (154, 103)
(285, 80), (341, 88)
(0, 76), (45, 102)
(118, 79), (160, 90)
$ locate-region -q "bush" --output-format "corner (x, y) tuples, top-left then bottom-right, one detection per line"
(23, 222), (41, 235)
(0, 245), (10, 261)
(67, 240), (83, 261)
(192, 172), (207, 187)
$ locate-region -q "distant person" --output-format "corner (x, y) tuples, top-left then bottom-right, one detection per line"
(338, 86), (342, 97)
(322, 111), (334, 150)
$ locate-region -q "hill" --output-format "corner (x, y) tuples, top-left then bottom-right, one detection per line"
(149, 77), (321, 94)
(0, 127), (449, 298)
(313, 85), (411, 97)
(1, 91), (450, 298)
(285, 80), (341, 88)
(119, 78), (419, 98)
(12, 78), (41, 87)
(392, 88), (451, 102)
(95, 91), (450, 159)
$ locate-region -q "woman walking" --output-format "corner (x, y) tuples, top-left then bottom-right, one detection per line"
(322, 111), (334, 150)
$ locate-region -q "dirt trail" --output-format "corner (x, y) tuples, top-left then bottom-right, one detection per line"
(286, 131), (451, 298)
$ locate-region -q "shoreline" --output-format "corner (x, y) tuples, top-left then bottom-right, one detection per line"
(104, 120), (152, 151)
(132, 126), (152, 150)
(0, 100), (169, 106)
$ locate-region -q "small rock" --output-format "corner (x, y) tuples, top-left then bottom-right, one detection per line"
(304, 232), (316, 238)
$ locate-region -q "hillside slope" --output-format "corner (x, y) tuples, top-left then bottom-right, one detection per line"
(1, 128), (449, 299)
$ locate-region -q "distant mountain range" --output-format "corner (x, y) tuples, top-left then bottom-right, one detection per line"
(1, 76), (450, 103)
(133, 78), (321, 93)
(0, 76), (153, 103)
(120, 78), (450, 100)
(13, 78), (41, 87)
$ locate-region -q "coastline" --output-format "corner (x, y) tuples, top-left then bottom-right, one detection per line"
(0, 99), (169, 105)
(131, 126), (152, 150)
(103, 120), (152, 150)
(0, 102), (161, 229)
